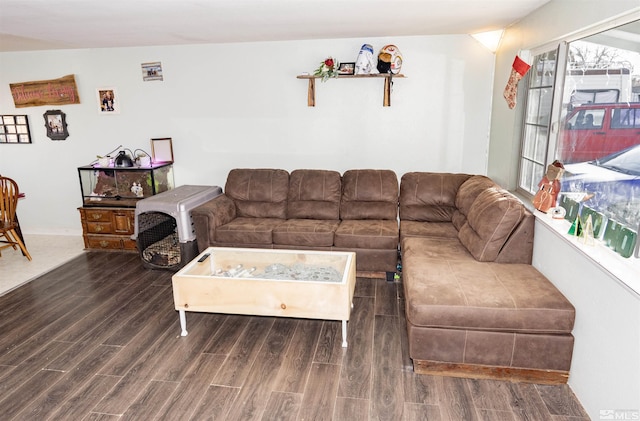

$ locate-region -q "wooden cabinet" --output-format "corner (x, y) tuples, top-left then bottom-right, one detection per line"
(78, 207), (137, 252)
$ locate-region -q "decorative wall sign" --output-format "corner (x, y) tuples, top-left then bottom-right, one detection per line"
(142, 62), (163, 81)
(0, 115), (31, 144)
(96, 88), (119, 114)
(43, 110), (69, 140)
(9, 74), (80, 108)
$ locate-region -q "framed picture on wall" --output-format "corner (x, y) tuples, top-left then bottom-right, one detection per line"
(96, 87), (120, 114)
(151, 138), (174, 163)
(43, 110), (69, 141)
(0, 115), (32, 144)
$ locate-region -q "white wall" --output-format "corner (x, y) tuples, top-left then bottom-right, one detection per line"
(0, 35), (495, 235)
(487, 1), (640, 419)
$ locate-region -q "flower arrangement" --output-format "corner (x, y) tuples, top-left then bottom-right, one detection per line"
(314, 57), (340, 82)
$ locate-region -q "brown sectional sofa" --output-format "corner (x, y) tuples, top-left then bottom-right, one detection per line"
(399, 172), (575, 383)
(192, 168), (399, 274)
(192, 168), (575, 383)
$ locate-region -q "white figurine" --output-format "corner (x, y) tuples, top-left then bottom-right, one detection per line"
(355, 44), (376, 75)
(131, 182), (144, 197)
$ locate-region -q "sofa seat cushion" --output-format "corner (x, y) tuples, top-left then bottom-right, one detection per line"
(335, 219), (398, 250)
(402, 237), (575, 335)
(400, 220), (459, 240)
(215, 217), (285, 245)
(272, 219), (340, 247)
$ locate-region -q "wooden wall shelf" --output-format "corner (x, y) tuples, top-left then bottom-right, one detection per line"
(296, 74), (406, 107)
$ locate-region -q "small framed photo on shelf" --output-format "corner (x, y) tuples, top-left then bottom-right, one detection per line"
(151, 138), (174, 163)
(338, 62), (355, 75)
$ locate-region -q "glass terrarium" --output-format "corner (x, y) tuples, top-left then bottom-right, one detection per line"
(78, 162), (174, 207)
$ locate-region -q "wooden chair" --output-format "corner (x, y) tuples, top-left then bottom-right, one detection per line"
(0, 176), (32, 260)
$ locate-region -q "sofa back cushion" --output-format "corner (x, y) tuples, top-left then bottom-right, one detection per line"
(340, 169), (398, 220)
(400, 172), (471, 222)
(287, 169), (341, 219)
(452, 175), (497, 230)
(225, 168), (289, 219)
(458, 188), (526, 261)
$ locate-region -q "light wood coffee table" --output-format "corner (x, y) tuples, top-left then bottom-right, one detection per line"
(171, 247), (357, 347)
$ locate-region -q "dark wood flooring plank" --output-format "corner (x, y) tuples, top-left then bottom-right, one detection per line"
(371, 314), (405, 421)
(225, 318), (298, 421)
(402, 371), (440, 405)
(91, 320), (187, 415)
(477, 408), (517, 420)
(203, 314), (250, 354)
(55, 275), (167, 343)
(101, 283), (173, 346)
(0, 294), (87, 361)
(468, 378), (515, 412)
(438, 376), (479, 421)
(47, 374), (121, 421)
(313, 320), (344, 365)
(16, 344), (121, 419)
(152, 312), (225, 382)
(374, 278), (398, 316)
(397, 298), (414, 369)
(535, 384), (590, 418)
(404, 402), (442, 421)
(0, 368), (63, 420)
(120, 380), (179, 420)
(0, 279), (138, 366)
(272, 318), (323, 393)
(298, 362), (341, 421)
(188, 385), (240, 421)
(0, 340), (72, 395)
(96, 296), (177, 376)
(508, 382), (553, 421)
(337, 296), (374, 399)
(211, 316), (275, 387)
(261, 391), (303, 421)
(354, 276), (375, 298)
(333, 397), (370, 421)
(154, 353), (227, 420)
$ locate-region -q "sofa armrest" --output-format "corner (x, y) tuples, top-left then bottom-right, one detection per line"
(192, 194), (237, 251)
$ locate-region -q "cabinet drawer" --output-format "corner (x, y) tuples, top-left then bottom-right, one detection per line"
(112, 212), (134, 234)
(86, 222), (114, 234)
(83, 209), (113, 222)
(85, 235), (124, 250)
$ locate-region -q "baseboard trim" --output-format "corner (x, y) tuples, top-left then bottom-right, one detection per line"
(412, 359), (569, 384)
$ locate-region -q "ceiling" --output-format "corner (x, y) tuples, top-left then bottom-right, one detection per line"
(0, 0), (552, 52)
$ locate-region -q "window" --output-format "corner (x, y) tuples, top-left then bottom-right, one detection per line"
(518, 19), (640, 260)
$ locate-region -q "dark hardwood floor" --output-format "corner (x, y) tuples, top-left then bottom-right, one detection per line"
(0, 251), (589, 420)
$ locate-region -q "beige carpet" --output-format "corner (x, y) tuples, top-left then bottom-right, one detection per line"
(0, 234), (85, 296)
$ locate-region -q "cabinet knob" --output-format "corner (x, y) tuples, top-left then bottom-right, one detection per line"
(95, 225), (103, 232)
(99, 241), (109, 248)
(91, 213), (102, 220)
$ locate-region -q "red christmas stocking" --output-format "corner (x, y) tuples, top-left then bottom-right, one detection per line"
(503, 55), (531, 109)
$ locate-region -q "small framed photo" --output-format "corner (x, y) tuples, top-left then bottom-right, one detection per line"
(96, 88), (120, 114)
(338, 62), (355, 75)
(142, 61), (163, 81)
(43, 110), (69, 141)
(151, 138), (174, 163)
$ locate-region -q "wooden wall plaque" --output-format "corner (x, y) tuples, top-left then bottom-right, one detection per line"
(9, 74), (80, 108)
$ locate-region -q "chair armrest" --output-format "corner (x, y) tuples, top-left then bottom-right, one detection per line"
(192, 194), (236, 251)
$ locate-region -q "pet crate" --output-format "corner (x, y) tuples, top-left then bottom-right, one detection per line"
(133, 185), (222, 270)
